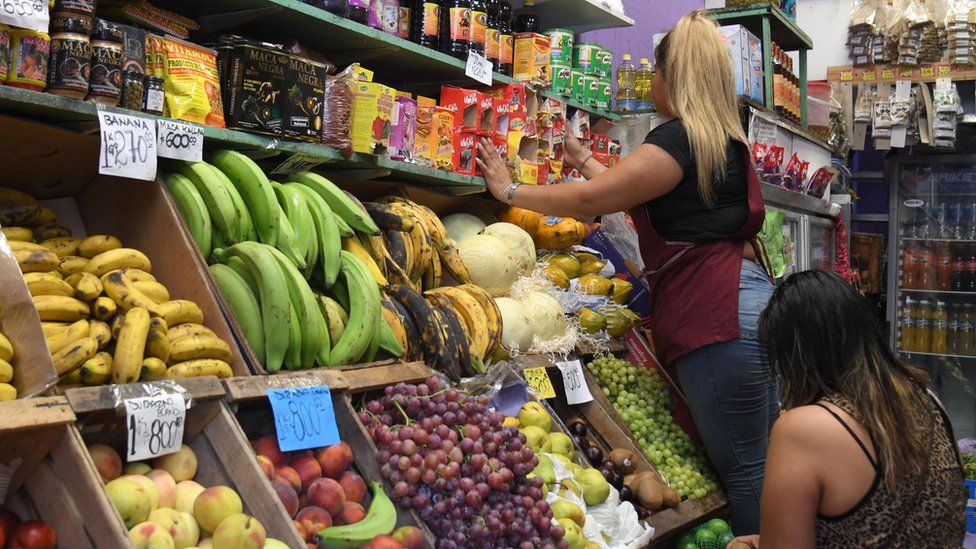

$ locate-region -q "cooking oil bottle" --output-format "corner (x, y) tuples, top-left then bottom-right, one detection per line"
(615, 53), (636, 112)
(636, 57), (653, 110)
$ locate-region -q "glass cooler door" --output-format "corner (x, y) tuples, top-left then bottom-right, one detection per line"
(805, 216), (836, 271)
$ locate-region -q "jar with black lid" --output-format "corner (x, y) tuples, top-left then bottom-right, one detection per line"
(143, 75), (164, 115)
(87, 18), (123, 104)
(54, 0), (95, 17)
(119, 69), (144, 111)
(47, 31), (91, 98)
(51, 12), (92, 35)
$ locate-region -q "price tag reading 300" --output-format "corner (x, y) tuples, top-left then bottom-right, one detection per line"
(125, 393), (186, 461)
(267, 386), (341, 452)
(98, 109), (157, 181)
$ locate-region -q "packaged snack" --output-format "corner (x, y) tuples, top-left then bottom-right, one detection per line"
(389, 93), (417, 162)
(451, 130), (477, 175)
(414, 95), (436, 166)
(322, 63), (357, 158)
(513, 32), (550, 86)
(351, 80), (395, 154)
(806, 167), (836, 198)
(224, 40), (287, 135)
(282, 55), (327, 141)
(0, 25), (12, 82)
(159, 36), (226, 127)
(432, 106), (455, 171)
(7, 28), (50, 91)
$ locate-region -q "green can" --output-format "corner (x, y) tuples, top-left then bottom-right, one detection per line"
(583, 73), (600, 107)
(573, 42), (600, 74)
(596, 77), (612, 110)
(595, 47), (613, 78)
(550, 63), (572, 96)
(546, 28), (574, 65)
(571, 69), (585, 102)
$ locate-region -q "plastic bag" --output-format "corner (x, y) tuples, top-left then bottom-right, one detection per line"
(598, 212), (644, 273)
(322, 63), (356, 157)
(159, 36), (225, 127)
(849, 0), (880, 65)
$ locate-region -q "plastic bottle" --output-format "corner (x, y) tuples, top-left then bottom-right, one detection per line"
(914, 298), (932, 353)
(937, 243), (953, 291)
(918, 244), (935, 290)
(903, 245), (917, 289)
(967, 248), (976, 292)
(961, 303), (976, 355)
(513, 0), (540, 33)
(948, 302), (960, 354)
(932, 300), (949, 354)
(496, 0), (512, 75)
(951, 200), (963, 239)
(440, 0), (471, 60)
(635, 57), (653, 110)
(615, 54), (636, 112)
(968, 201), (976, 240)
(953, 251), (965, 291)
(398, 0), (412, 39)
(411, 0), (440, 49)
(900, 296), (916, 352)
(918, 202), (933, 240)
(469, 0), (487, 56)
(936, 201), (949, 239)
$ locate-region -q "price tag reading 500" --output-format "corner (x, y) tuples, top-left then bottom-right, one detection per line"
(267, 386), (341, 452)
(98, 109), (157, 181)
(124, 393), (186, 461)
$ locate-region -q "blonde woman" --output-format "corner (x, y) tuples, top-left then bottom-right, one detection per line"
(477, 11), (776, 534)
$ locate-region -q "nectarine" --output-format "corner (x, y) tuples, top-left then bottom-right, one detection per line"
(306, 477), (345, 515)
(338, 471), (367, 504)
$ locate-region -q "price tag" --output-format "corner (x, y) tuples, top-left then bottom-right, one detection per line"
(157, 119), (204, 162)
(921, 66), (935, 78)
(939, 65), (952, 76)
(466, 51), (493, 86)
(839, 69), (854, 82)
(98, 109), (157, 181)
(271, 152), (329, 175)
(523, 367), (556, 399)
(267, 386), (340, 452)
(0, 0), (48, 33)
(881, 69), (895, 79)
(862, 70), (876, 81)
(556, 359), (593, 405)
(125, 393), (186, 461)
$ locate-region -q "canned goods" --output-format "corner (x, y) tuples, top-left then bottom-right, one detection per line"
(596, 77), (612, 110)
(7, 28), (50, 91)
(0, 25), (9, 82)
(583, 73), (599, 107)
(46, 32), (91, 98)
(87, 19), (124, 104)
(571, 68), (584, 102)
(550, 63), (571, 96)
(595, 47), (613, 78)
(573, 42), (599, 74)
(545, 28), (573, 65)
(54, 0), (95, 17)
(51, 12), (92, 34)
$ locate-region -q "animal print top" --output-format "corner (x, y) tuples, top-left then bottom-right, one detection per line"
(814, 391), (965, 548)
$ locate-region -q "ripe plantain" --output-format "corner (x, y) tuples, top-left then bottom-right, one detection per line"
(33, 295), (90, 322)
(166, 359), (233, 379)
(386, 283), (455, 379)
(427, 292), (474, 375)
(53, 336), (99, 376)
(65, 272), (103, 302)
(77, 235), (122, 258)
(33, 224), (70, 241)
(363, 202), (415, 232)
(379, 297), (407, 358)
(426, 286), (491, 362)
(389, 297), (423, 362)
(84, 248), (152, 277)
(40, 236), (81, 257)
(459, 284), (504, 357)
(317, 295), (348, 347)
(103, 270), (162, 314)
(93, 296), (118, 322)
(157, 300), (204, 327)
(342, 237), (388, 287)
(24, 272), (75, 298)
(113, 307), (151, 384)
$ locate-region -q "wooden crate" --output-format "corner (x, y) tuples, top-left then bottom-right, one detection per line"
(61, 377), (305, 547)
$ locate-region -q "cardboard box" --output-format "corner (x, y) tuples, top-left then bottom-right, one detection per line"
(390, 93), (417, 162)
(282, 56), (327, 141)
(352, 80), (396, 154)
(451, 130), (477, 175)
(484, 83), (538, 137)
(224, 41), (289, 135)
(440, 86), (483, 132)
(514, 32), (551, 87)
(432, 106), (456, 171)
(478, 92), (496, 136)
(493, 97), (511, 138)
(720, 24), (764, 105)
(537, 157), (550, 185)
(510, 134), (540, 184)
(414, 96), (437, 166)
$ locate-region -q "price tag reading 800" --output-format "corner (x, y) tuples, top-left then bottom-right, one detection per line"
(98, 109), (157, 181)
(267, 386), (341, 452)
(157, 119), (204, 162)
(0, 0), (49, 33)
(124, 393), (186, 461)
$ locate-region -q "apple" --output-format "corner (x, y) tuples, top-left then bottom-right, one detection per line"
(147, 470), (177, 509)
(10, 520), (57, 549)
(212, 513), (265, 549)
(88, 444), (123, 482)
(192, 486), (242, 533)
(174, 481), (205, 514)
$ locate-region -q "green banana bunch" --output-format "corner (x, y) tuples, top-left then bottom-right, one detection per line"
(265, 246), (329, 368)
(209, 263), (265, 365)
(274, 184), (318, 278)
(179, 162), (241, 246)
(209, 150), (281, 247)
(163, 173), (212, 257)
(328, 252), (380, 366)
(286, 171), (380, 235)
(208, 162), (257, 242)
(291, 183), (341, 287)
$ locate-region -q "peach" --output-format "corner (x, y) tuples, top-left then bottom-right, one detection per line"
(290, 456), (322, 491)
(271, 479), (299, 518)
(192, 486), (242, 533)
(152, 445), (198, 482)
(174, 480), (206, 514)
(334, 502), (366, 526)
(338, 471), (367, 504)
(129, 521), (175, 549)
(148, 508), (199, 548)
(125, 462), (153, 475)
(292, 520), (307, 541)
(274, 466), (301, 493)
(255, 456), (275, 480)
(9, 520), (57, 549)
(392, 526), (425, 549)
(125, 474), (162, 512)
(363, 534), (404, 549)
(88, 443), (123, 482)
(147, 470), (178, 509)
(306, 477), (345, 515)
(295, 506), (331, 540)
(315, 444), (351, 479)
(212, 513), (265, 549)
(252, 436), (285, 467)
(107, 477), (155, 529)
(264, 539), (290, 549)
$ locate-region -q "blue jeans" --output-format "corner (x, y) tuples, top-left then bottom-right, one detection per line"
(675, 260), (777, 536)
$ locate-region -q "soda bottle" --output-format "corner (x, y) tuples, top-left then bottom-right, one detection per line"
(411, 0), (440, 49)
(485, 0), (500, 70)
(900, 296), (917, 352)
(937, 243), (953, 291)
(615, 54), (637, 112)
(496, 0), (513, 75)
(347, 0), (370, 23)
(398, 0), (412, 39)
(948, 302), (961, 354)
(936, 201), (949, 239)
(953, 251), (965, 291)
(951, 200), (964, 239)
(636, 57), (653, 110)
(918, 244), (936, 290)
(932, 300), (949, 354)
(968, 201), (976, 240)
(440, 0), (471, 59)
(967, 249), (976, 291)
(918, 202), (934, 240)
(513, 0), (540, 33)
(903, 245), (917, 289)
(914, 298), (932, 353)
(469, 0), (488, 56)
(961, 303), (976, 355)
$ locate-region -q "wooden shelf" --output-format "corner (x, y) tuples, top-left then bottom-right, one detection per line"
(706, 3), (812, 51)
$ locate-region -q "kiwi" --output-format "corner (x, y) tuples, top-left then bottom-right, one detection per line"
(609, 448), (637, 474)
(662, 487), (681, 509)
(636, 476), (665, 511)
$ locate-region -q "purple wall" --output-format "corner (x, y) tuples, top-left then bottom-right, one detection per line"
(582, 0), (703, 70)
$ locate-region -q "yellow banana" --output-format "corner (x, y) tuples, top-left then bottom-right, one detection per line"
(132, 280), (170, 303)
(79, 352), (112, 385)
(33, 224), (70, 241)
(78, 235), (122, 259)
(101, 268), (155, 284)
(113, 307), (151, 384)
(25, 206), (56, 228)
(102, 270), (161, 315)
(359, 233), (389, 278)
(427, 286), (491, 359)
(166, 359), (232, 379)
(0, 358), (13, 383)
(140, 357), (167, 381)
(423, 246), (442, 290)
(41, 322), (68, 338)
(459, 284), (503, 357)
(342, 237), (389, 287)
(9, 240), (46, 252)
(0, 383), (16, 400)
(0, 331), (12, 362)
(53, 335), (98, 376)
(166, 323), (218, 343)
(157, 300), (204, 327)
(146, 330), (171, 363)
(59, 368), (82, 386)
(24, 272), (74, 297)
(58, 255), (88, 277)
(92, 296), (118, 322)
(89, 320), (112, 349)
(84, 248), (152, 277)
(2, 227), (33, 241)
(45, 319), (90, 354)
(149, 317), (168, 335)
(16, 248), (59, 273)
(168, 335), (232, 364)
(111, 311), (126, 339)
(33, 295), (89, 322)
(65, 272), (103, 302)
(40, 236), (81, 257)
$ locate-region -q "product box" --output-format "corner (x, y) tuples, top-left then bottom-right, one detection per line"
(484, 83), (538, 137)
(549, 157), (564, 184)
(510, 134), (540, 184)
(452, 130), (477, 175)
(440, 86), (484, 133)
(414, 95), (436, 166)
(351, 80), (396, 154)
(478, 92), (496, 136)
(493, 97), (511, 138)
(282, 55), (327, 141)
(592, 132), (612, 165)
(514, 32), (552, 87)
(432, 106), (456, 171)
(537, 157), (550, 185)
(569, 110), (591, 141)
(224, 41), (289, 135)
(720, 24), (764, 105)
(116, 22), (146, 74)
(390, 92), (417, 162)
(476, 134), (510, 177)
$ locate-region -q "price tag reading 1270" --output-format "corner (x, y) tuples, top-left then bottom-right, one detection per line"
(524, 367), (556, 399)
(0, 0), (49, 33)
(267, 386), (341, 452)
(125, 393), (186, 461)
(98, 109), (157, 181)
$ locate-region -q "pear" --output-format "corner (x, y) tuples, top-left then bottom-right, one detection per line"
(531, 455), (556, 486)
(548, 432), (574, 458)
(557, 517), (586, 549)
(520, 426), (550, 453)
(556, 478), (581, 498)
(551, 500), (585, 527)
(518, 401), (552, 431)
(578, 468), (611, 506)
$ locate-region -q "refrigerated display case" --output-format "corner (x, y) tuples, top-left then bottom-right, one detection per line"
(807, 216), (836, 271)
(887, 155), (976, 438)
(762, 206), (801, 280)
(760, 181), (841, 275)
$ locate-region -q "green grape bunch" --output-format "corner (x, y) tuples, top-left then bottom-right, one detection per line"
(586, 356), (718, 499)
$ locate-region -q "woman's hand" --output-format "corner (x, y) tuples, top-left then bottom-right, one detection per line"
(728, 535), (760, 549)
(476, 138), (513, 202)
(564, 131), (587, 169)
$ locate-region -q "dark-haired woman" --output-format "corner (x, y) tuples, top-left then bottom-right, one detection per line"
(728, 270), (965, 548)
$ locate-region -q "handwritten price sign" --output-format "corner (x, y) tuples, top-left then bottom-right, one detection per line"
(157, 119), (203, 162)
(0, 0), (48, 33)
(125, 393), (186, 461)
(98, 109), (157, 181)
(466, 51), (493, 86)
(267, 386), (340, 452)
(524, 367), (556, 399)
(557, 360), (593, 405)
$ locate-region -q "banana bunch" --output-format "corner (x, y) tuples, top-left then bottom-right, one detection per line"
(0, 187), (71, 242)
(5, 205), (235, 385)
(0, 325), (16, 401)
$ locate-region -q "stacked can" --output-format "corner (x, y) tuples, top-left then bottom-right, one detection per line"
(547, 28), (573, 96)
(570, 41), (612, 109)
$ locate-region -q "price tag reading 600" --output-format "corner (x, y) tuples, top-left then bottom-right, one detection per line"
(157, 119), (204, 162)
(124, 393), (186, 461)
(524, 367), (556, 399)
(98, 109), (157, 181)
(267, 386), (341, 452)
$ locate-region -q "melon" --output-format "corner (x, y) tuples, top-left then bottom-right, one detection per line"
(494, 297), (534, 353)
(442, 213), (486, 242)
(519, 292), (567, 341)
(457, 235), (520, 296)
(482, 222), (536, 276)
